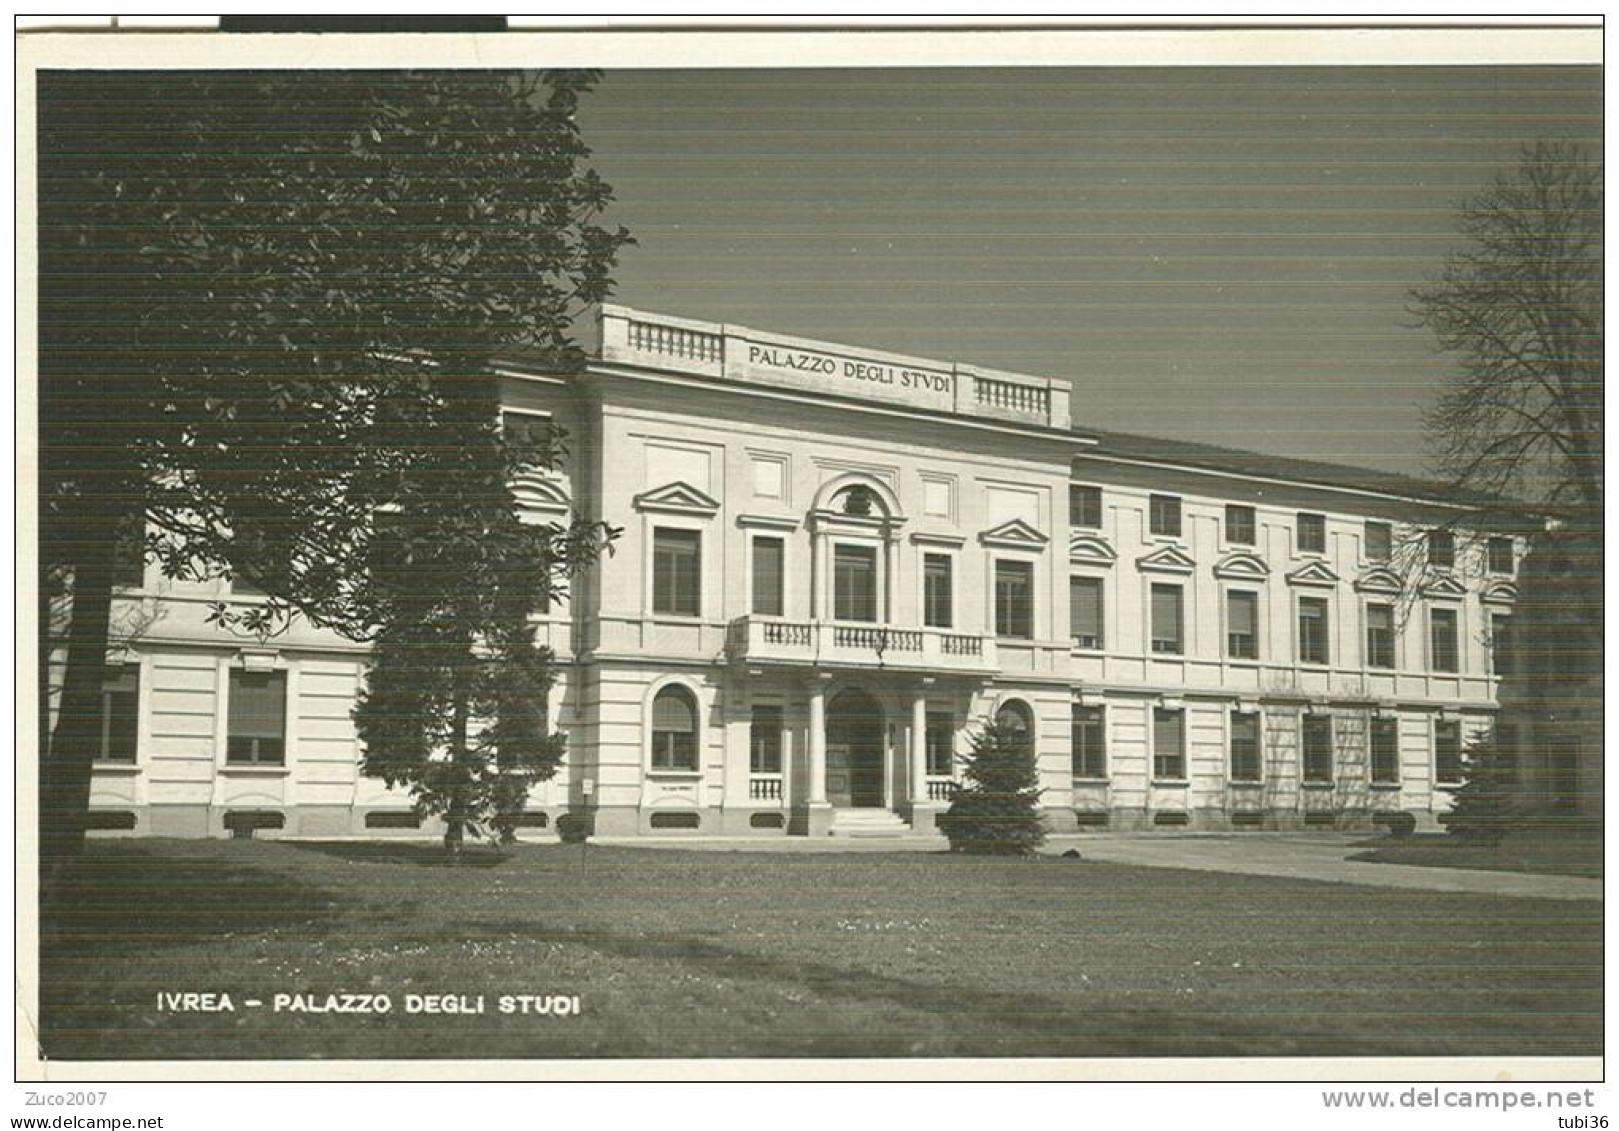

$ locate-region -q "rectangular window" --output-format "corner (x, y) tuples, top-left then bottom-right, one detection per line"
(501, 410), (552, 463)
(1153, 707), (1185, 780)
(923, 553), (953, 629)
(652, 527), (702, 617)
(1491, 613), (1513, 677)
(1429, 607), (1459, 673)
(1428, 529), (1455, 568)
(1226, 590), (1258, 659)
(1487, 536), (1514, 575)
(994, 560), (1034, 639)
(833, 544), (879, 623)
(1069, 576), (1104, 649)
(1365, 603), (1395, 669)
(749, 705), (783, 774)
(1149, 494), (1182, 538)
(1297, 512), (1326, 554)
(96, 664), (140, 763)
(751, 536), (784, 617)
(1071, 704), (1106, 779)
(1069, 484), (1102, 529)
(1435, 720), (1463, 785)
(1297, 596), (1329, 664)
(227, 669), (286, 765)
(1229, 711), (1261, 783)
(1371, 717), (1400, 784)
(1225, 504), (1256, 545)
(1150, 584), (1184, 654)
(926, 711), (955, 777)
(1302, 714), (1334, 783)
(1365, 521), (1393, 562)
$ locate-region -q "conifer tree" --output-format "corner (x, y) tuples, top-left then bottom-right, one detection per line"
(352, 369), (611, 856)
(1442, 733), (1518, 848)
(939, 719), (1047, 856)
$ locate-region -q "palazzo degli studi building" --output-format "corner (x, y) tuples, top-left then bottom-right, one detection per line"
(61, 304), (1565, 841)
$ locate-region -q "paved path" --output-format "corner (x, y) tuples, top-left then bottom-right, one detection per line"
(1054, 833), (1603, 901)
(590, 832), (1602, 900)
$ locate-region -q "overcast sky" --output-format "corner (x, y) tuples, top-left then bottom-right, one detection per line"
(578, 65), (1600, 478)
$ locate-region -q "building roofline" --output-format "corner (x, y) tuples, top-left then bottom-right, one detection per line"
(1072, 426), (1536, 516)
(495, 353), (1097, 450)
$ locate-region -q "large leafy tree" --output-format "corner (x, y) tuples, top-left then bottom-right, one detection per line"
(38, 69), (631, 883)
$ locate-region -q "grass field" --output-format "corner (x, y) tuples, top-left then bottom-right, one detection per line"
(36, 839), (1601, 1062)
(1349, 830), (1603, 879)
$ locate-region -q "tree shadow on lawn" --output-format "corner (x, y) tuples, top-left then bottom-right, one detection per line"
(41, 842), (352, 959)
(280, 840), (514, 869)
(465, 918), (1471, 1060)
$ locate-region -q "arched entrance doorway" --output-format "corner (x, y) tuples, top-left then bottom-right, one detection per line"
(826, 689), (885, 808)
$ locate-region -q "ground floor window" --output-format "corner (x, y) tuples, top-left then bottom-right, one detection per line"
(96, 663), (140, 763)
(1071, 704), (1105, 778)
(749, 705), (783, 774)
(652, 685), (700, 772)
(227, 668), (286, 765)
(1302, 713), (1333, 783)
(1153, 707), (1185, 780)
(1371, 717), (1400, 784)
(1229, 710), (1261, 783)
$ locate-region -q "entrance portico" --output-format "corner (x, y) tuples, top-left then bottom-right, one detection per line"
(796, 671), (958, 836)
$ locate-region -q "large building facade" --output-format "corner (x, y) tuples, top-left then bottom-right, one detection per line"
(65, 305), (1535, 839)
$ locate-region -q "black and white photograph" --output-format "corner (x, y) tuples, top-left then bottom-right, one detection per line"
(18, 18), (1603, 1107)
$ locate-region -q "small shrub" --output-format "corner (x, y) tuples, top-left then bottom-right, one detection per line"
(1376, 811), (1417, 839)
(556, 813), (593, 844)
(938, 720), (1046, 856)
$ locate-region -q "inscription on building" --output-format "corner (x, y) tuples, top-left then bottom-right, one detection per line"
(731, 339), (957, 412)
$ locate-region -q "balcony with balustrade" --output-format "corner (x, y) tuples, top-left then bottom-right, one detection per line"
(725, 617), (998, 676)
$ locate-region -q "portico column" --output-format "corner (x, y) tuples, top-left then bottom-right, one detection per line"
(808, 675), (828, 805)
(910, 687), (928, 804)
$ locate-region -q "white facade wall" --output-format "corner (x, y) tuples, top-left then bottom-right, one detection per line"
(64, 307), (1518, 838)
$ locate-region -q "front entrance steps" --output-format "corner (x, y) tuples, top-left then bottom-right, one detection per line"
(829, 808), (912, 838)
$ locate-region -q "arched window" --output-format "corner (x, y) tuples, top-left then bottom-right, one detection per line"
(651, 686), (699, 772)
(995, 699), (1034, 756)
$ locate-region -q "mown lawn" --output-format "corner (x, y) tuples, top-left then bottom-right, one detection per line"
(1349, 830), (1603, 879)
(37, 838), (1601, 1061)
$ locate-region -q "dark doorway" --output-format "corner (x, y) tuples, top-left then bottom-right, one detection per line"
(826, 689), (885, 808)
